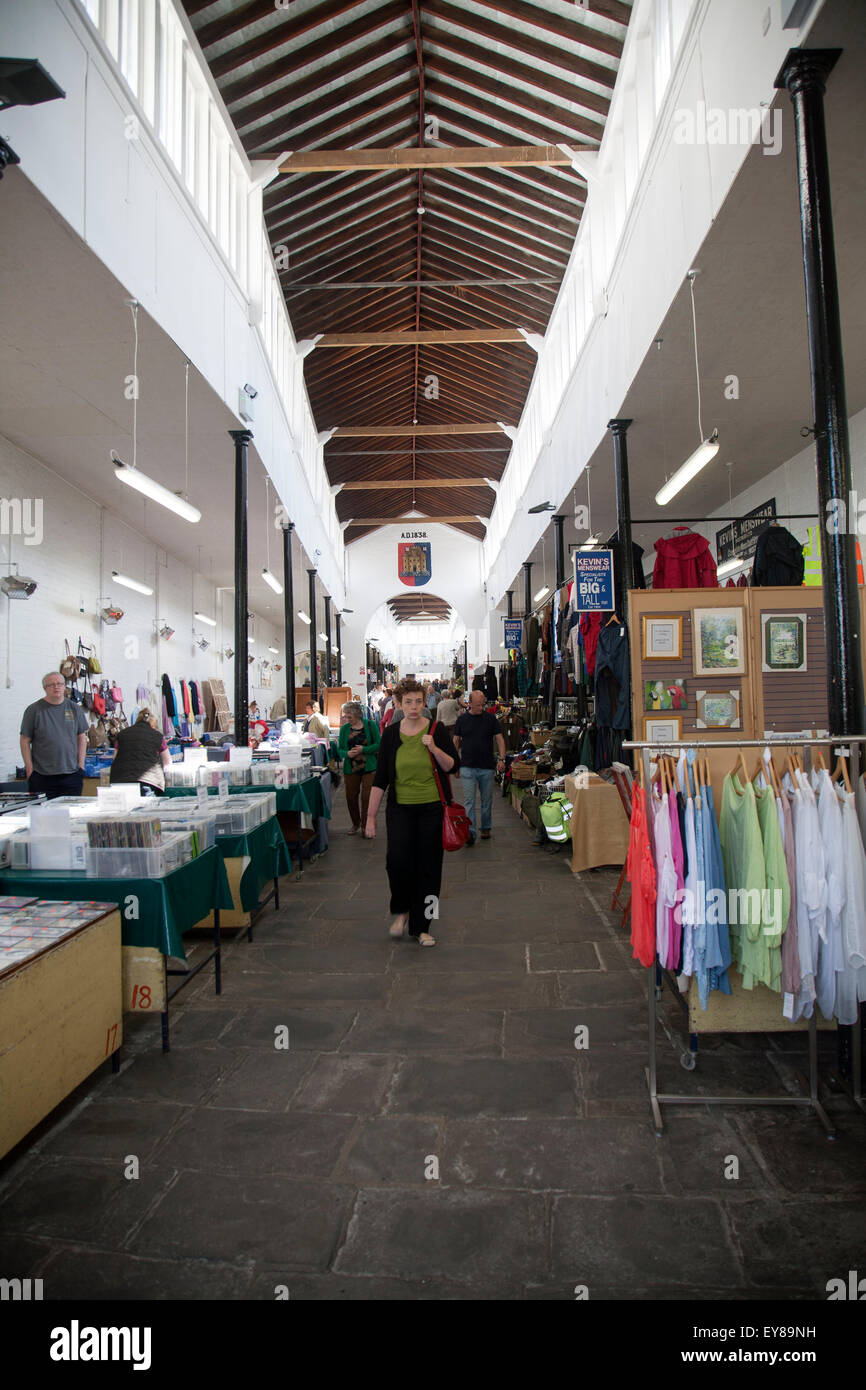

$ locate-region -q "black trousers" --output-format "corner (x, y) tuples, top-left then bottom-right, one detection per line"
(385, 799), (444, 936)
(29, 769), (84, 800)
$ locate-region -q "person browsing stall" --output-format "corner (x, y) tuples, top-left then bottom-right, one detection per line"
(336, 701), (381, 836)
(20, 672), (89, 799)
(452, 690), (506, 844)
(365, 677), (459, 947)
(110, 709), (172, 796)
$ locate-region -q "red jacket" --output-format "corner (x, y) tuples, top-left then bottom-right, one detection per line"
(652, 532), (718, 589)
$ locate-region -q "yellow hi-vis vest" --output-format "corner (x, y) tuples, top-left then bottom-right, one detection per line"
(803, 525), (864, 586)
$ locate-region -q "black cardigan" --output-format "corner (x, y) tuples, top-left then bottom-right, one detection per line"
(373, 720), (459, 805)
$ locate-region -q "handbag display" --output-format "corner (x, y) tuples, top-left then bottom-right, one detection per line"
(91, 684), (106, 716)
(99, 679), (116, 713)
(427, 721), (471, 852)
(60, 639), (82, 681)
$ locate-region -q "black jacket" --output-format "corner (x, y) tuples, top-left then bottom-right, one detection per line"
(373, 720), (460, 804)
(752, 525), (805, 586)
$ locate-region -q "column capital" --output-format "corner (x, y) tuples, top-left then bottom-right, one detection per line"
(228, 428), (254, 444)
(775, 47), (841, 95)
(607, 418), (633, 435)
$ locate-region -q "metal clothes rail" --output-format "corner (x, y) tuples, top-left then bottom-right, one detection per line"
(622, 736), (866, 1136)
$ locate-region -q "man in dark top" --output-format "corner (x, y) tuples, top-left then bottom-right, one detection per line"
(452, 690), (505, 844)
(19, 671), (89, 799)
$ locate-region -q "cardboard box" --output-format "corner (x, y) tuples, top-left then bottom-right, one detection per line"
(529, 731), (550, 748)
(0, 910), (122, 1159)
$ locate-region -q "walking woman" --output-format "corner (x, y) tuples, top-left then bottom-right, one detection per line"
(365, 677), (459, 946)
(336, 701), (380, 836)
(110, 709), (172, 796)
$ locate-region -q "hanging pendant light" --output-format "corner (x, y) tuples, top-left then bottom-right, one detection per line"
(533, 532), (550, 603)
(112, 313), (201, 522)
(261, 477), (284, 593)
(655, 271), (720, 506)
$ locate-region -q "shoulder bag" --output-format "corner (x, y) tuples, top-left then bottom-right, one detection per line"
(427, 721), (471, 852)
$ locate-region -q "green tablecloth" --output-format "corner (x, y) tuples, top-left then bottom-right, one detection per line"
(215, 817), (292, 911)
(163, 780), (330, 818)
(0, 845), (233, 959)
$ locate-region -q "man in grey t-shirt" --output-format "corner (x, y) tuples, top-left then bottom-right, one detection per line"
(20, 671), (89, 799)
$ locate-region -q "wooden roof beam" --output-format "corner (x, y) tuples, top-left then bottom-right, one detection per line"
(329, 423), (514, 437)
(314, 329), (537, 347)
(339, 478), (494, 489)
(276, 144), (590, 173)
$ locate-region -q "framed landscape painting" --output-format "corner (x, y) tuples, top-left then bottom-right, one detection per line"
(761, 613), (807, 672)
(692, 607), (746, 676)
(696, 689), (741, 729)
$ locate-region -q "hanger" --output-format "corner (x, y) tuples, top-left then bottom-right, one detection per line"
(729, 751), (749, 792)
(813, 750), (826, 773)
(605, 612), (621, 627)
(832, 754), (853, 794)
(638, 758), (645, 790)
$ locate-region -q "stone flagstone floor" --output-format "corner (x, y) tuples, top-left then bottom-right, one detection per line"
(0, 779), (864, 1300)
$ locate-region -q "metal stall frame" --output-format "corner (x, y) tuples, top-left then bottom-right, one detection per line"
(623, 736), (866, 1137)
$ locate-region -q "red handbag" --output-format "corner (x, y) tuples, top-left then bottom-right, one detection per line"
(427, 722), (471, 851)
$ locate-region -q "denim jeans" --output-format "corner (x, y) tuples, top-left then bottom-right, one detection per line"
(460, 767), (494, 836)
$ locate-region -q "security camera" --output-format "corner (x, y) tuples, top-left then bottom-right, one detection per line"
(243, 383), (258, 398)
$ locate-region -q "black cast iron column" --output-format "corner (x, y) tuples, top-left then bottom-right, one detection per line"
(282, 522), (295, 722)
(335, 613), (343, 684)
(776, 49), (863, 736)
(506, 590), (514, 619)
(522, 561), (533, 616)
(308, 569), (318, 703)
(608, 418), (635, 622)
(553, 514), (566, 589)
(323, 596), (332, 689)
(229, 429), (252, 745)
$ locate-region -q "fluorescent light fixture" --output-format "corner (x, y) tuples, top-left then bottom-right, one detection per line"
(194, 611), (216, 627)
(716, 555), (746, 579)
(297, 610), (311, 624)
(497, 421), (518, 442)
(333, 647), (339, 655)
(262, 567), (283, 594)
(528, 501), (555, 514)
(517, 327), (545, 353)
(578, 535), (600, 551)
(247, 638), (255, 645)
(654, 431), (720, 506)
(533, 585), (550, 603)
(268, 645), (279, 654)
(111, 569), (153, 596)
(112, 452), (201, 523)
(318, 632), (328, 642)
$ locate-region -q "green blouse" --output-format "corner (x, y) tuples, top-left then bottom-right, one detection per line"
(394, 727), (440, 804)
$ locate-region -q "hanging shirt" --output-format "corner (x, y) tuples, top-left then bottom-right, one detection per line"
(667, 785), (685, 971)
(651, 785), (677, 969)
(835, 785), (866, 1024)
(812, 769), (846, 1021)
(720, 773), (769, 990)
(753, 783), (788, 994)
(695, 785), (733, 1010)
(778, 793), (802, 1000)
(627, 785), (657, 969)
(785, 771), (823, 1020)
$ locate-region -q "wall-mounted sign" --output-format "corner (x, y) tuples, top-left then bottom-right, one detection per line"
(504, 619), (522, 649)
(573, 549), (615, 612)
(716, 498), (776, 564)
(398, 532), (431, 587)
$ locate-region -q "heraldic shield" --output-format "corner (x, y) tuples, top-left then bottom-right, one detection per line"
(398, 540), (432, 587)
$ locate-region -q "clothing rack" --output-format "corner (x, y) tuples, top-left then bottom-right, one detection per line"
(627, 514), (818, 524)
(623, 735), (866, 1136)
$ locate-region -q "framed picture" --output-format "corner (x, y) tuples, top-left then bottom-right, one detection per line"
(696, 689), (741, 729)
(644, 678), (686, 713)
(693, 607), (746, 676)
(644, 715), (682, 744)
(642, 615), (682, 661)
(761, 613), (807, 672)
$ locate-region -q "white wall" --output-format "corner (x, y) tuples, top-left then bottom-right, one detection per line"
(0, 433), (290, 776)
(0, 0), (346, 606)
(342, 526), (487, 699)
(483, 0), (825, 603)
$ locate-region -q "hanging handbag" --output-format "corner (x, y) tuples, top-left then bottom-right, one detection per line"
(111, 683), (124, 706)
(426, 721), (471, 852)
(87, 718), (108, 748)
(92, 684), (106, 716)
(99, 679), (116, 713)
(60, 639), (82, 681)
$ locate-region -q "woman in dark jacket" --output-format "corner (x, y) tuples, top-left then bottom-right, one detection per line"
(110, 709), (172, 795)
(365, 677), (459, 946)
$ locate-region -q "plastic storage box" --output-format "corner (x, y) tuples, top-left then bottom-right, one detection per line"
(85, 830), (193, 879)
(8, 832), (89, 872)
(148, 810), (216, 853)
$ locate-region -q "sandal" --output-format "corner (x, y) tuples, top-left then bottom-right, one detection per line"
(418, 932), (436, 947)
(389, 915), (409, 939)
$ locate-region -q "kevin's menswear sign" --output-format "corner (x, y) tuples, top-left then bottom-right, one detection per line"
(398, 531), (431, 587)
